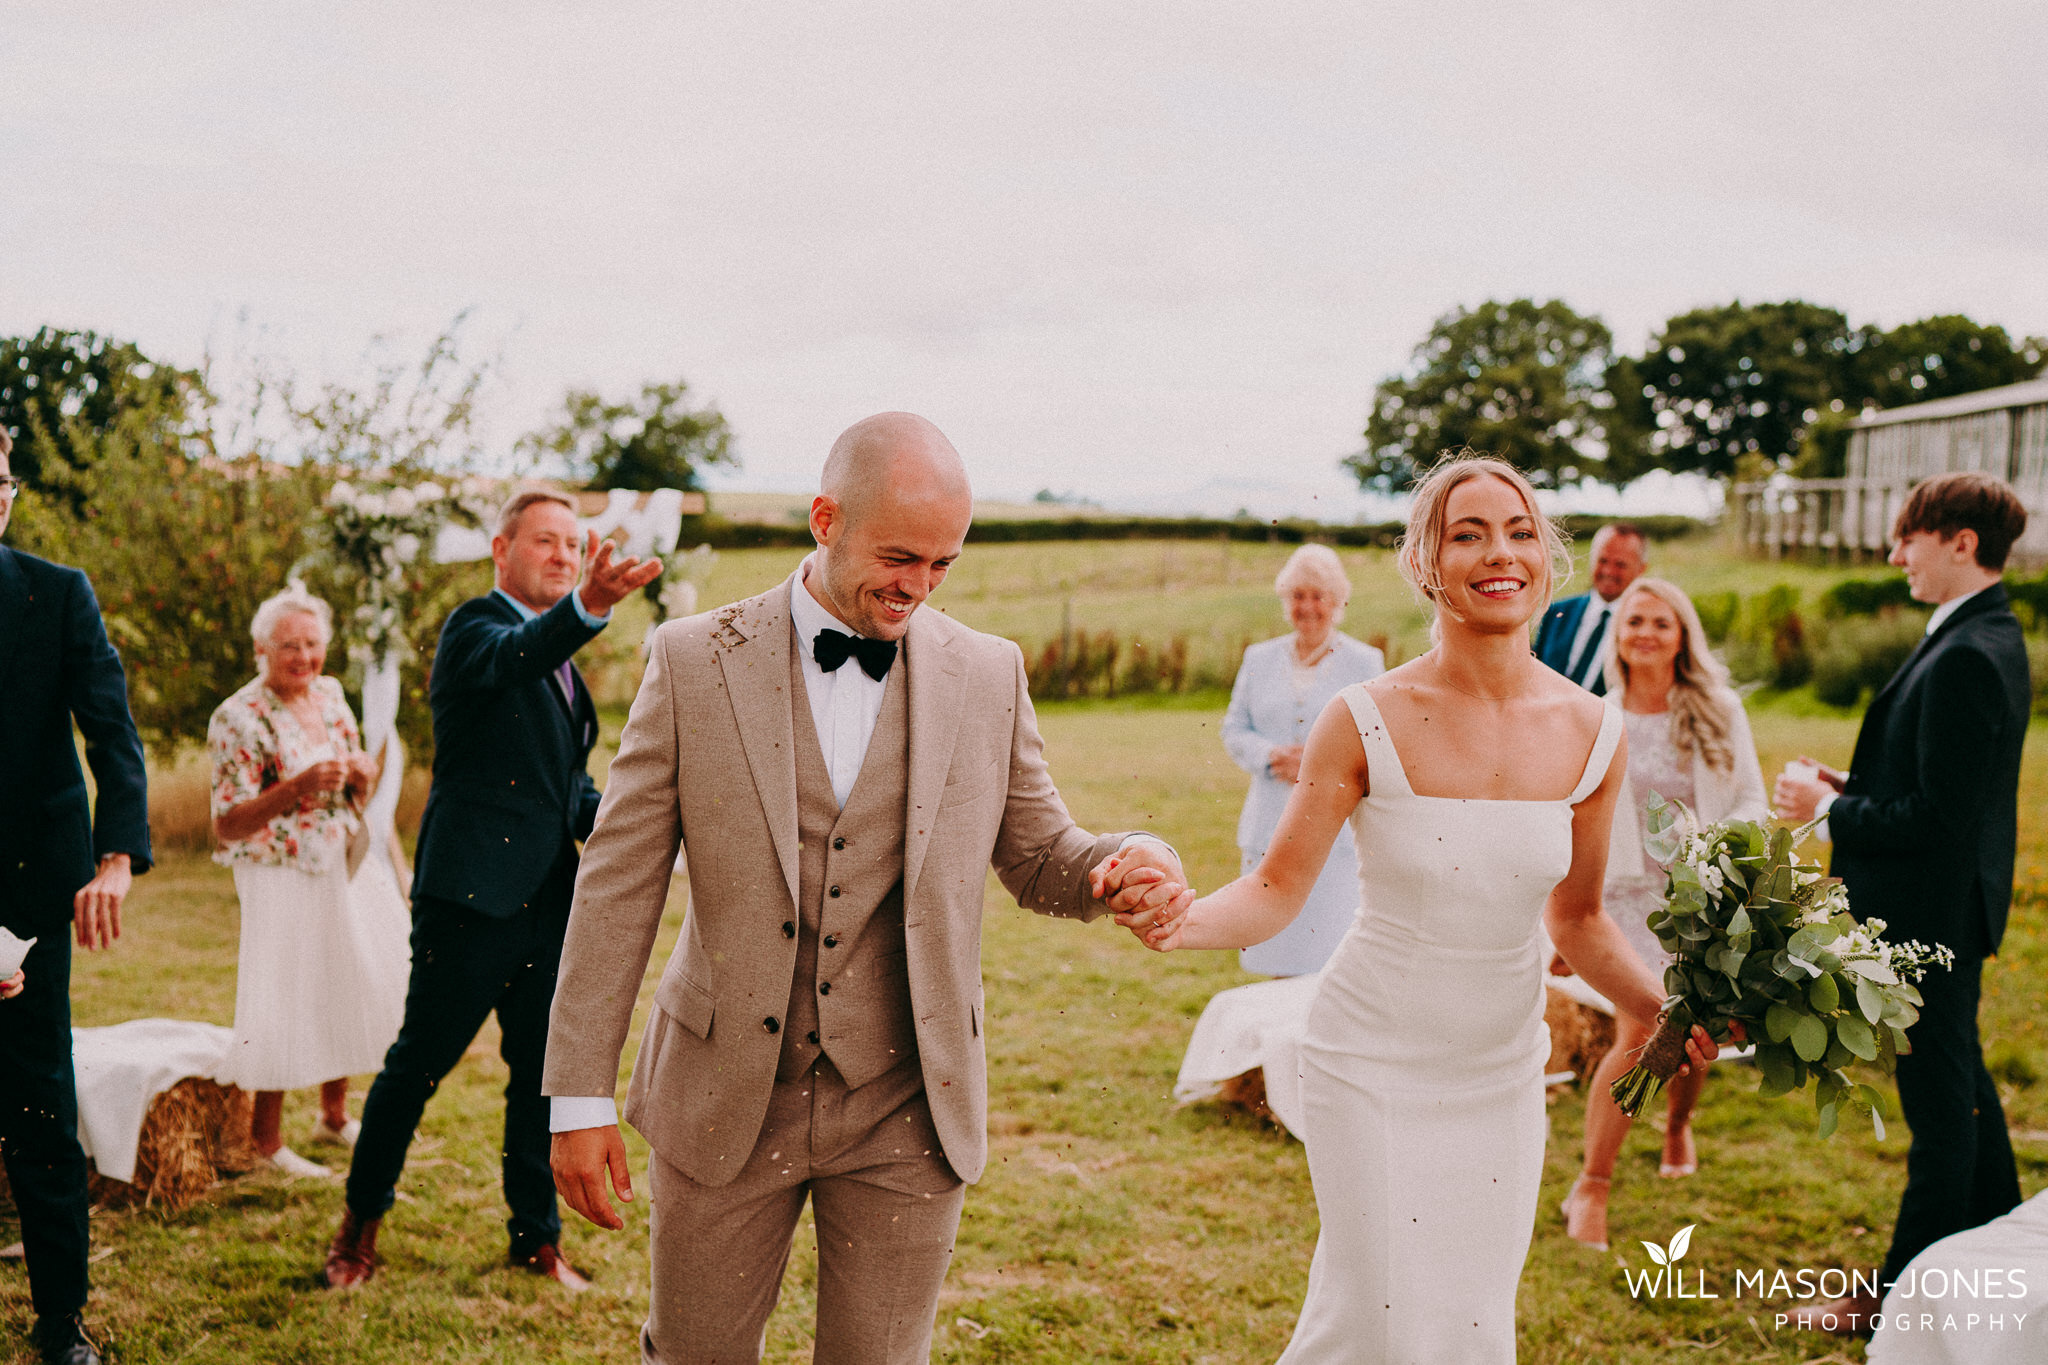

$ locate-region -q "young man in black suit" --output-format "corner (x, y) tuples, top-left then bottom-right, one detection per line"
(1776, 471), (2032, 1331)
(0, 430), (153, 1365)
(323, 489), (659, 1291)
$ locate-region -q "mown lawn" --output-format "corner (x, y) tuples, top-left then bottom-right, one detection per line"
(5, 694), (2044, 1363)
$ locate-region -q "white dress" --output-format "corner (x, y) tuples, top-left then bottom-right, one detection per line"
(208, 678), (411, 1092)
(1277, 686), (1623, 1364)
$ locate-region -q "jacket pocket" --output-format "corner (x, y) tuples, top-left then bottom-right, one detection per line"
(653, 971), (716, 1040)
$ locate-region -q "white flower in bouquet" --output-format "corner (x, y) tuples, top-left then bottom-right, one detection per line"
(393, 532), (422, 563)
(385, 486), (418, 518)
(414, 482), (446, 504)
(326, 480), (358, 509)
(356, 491), (387, 518)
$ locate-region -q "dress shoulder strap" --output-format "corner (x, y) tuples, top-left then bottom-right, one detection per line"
(1568, 702), (1625, 805)
(1339, 684), (1412, 798)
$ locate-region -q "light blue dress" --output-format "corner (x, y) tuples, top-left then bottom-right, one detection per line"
(1222, 633), (1385, 976)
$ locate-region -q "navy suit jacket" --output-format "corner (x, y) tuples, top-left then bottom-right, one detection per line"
(411, 591), (605, 919)
(0, 546), (152, 932)
(1534, 591), (1608, 694)
(1829, 584), (2030, 957)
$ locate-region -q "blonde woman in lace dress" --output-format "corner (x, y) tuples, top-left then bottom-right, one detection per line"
(1557, 577), (1767, 1250)
(1142, 456), (1723, 1363)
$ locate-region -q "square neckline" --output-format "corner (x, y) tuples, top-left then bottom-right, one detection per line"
(1341, 684), (1621, 806)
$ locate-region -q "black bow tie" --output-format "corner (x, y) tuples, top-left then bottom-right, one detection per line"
(812, 628), (898, 681)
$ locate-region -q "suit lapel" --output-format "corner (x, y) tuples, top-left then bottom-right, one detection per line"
(716, 580), (802, 910)
(0, 548), (27, 701)
(901, 608), (966, 904)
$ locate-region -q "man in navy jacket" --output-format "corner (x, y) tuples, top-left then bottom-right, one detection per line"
(1532, 523), (1646, 695)
(325, 489), (658, 1290)
(1777, 472), (2032, 1332)
(0, 431), (151, 1365)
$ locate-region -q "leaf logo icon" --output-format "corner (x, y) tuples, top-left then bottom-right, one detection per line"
(1640, 1225), (1695, 1268)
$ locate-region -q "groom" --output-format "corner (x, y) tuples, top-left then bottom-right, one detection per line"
(545, 412), (1189, 1362)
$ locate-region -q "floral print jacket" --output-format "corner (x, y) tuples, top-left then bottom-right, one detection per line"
(208, 674), (362, 873)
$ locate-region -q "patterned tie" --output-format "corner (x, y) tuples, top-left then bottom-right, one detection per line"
(554, 659), (576, 706)
(1568, 605), (1610, 686)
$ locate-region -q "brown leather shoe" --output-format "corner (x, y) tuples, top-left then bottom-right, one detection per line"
(323, 1209), (381, 1289)
(516, 1243), (591, 1292)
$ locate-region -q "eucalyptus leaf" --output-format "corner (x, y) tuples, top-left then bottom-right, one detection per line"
(1791, 1014), (1828, 1062)
(1855, 979), (1884, 1025)
(1818, 1100), (1839, 1140)
(1837, 1014), (1878, 1061)
(1765, 1003), (1799, 1043)
(1808, 973), (1839, 1013)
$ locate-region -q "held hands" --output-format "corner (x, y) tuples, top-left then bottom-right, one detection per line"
(73, 853), (131, 951)
(576, 531), (664, 617)
(1089, 842), (1194, 950)
(1772, 756), (1845, 823)
(1268, 745), (1305, 785)
(553, 1125), (635, 1230)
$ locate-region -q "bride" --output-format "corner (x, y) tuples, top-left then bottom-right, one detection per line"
(1139, 454), (1722, 1362)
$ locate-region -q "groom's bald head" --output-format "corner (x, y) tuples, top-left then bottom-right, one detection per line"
(820, 413), (972, 526)
(807, 413), (974, 640)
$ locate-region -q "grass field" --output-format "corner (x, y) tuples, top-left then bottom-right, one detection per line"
(8, 683), (2047, 1363)
(6, 533), (2040, 1361)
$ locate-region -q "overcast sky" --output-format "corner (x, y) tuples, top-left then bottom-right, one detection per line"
(5, 2), (2046, 518)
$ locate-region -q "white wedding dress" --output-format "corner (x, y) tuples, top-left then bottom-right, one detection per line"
(1277, 686), (1622, 1363)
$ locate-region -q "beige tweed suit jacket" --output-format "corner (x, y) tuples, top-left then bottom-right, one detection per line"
(542, 575), (1127, 1187)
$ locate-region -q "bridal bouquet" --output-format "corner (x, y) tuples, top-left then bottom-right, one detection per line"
(1608, 797), (1952, 1138)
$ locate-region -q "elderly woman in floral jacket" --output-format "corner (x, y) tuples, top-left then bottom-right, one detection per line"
(209, 584), (410, 1178)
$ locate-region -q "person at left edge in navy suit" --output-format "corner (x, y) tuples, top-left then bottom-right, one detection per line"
(0, 427), (152, 1365)
(323, 488), (661, 1292)
(1532, 523), (1647, 696)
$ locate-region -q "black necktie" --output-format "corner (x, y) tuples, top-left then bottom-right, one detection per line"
(1568, 605), (1610, 686)
(812, 628), (898, 681)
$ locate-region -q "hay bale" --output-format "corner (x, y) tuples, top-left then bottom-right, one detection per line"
(87, 1077), (259, 1213)
(1544, 987), (1617, 1085)
(1214, 1067), (1280, 1126)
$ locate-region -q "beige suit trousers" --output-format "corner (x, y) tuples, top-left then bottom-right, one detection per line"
(642, 1056), (965, 1365)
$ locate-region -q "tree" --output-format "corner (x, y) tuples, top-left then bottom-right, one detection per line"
(1856, 315), (2046, 411)
(523, 379), (736, 492)
(0, 328), (196, 495)
(1347, 299), (1617, 492)
(1631, 300), (1865, 478)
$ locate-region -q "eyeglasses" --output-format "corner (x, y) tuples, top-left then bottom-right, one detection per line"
(0, 476), (20, 499)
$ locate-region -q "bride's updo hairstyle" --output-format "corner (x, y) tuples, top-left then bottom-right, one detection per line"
(1394, 450), (1572, 639)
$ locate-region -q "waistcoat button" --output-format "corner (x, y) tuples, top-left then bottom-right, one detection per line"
(832, 837), (846, 850)
(828, 885), (842, 898)
(819, 982), (831, 995)
(807, 1030), (819, 1045)
(763, 1017), (780, 1034)
(823, 934), (838, 948)
(781, 921), (796, 938)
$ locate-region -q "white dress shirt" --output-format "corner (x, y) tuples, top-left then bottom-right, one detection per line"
(788, 557), (892, 807)
(553, 562), (1170, 1133)
(1811, 583), (1995, 840)
(1566, 594), (1619, 681)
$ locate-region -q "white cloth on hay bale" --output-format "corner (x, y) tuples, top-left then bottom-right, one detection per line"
(71, 1019), (234, 1185)
(220, 858), (409, 1091)
(1174, 974), (1324, 1137)
(1868, 1190), (2048, 1363)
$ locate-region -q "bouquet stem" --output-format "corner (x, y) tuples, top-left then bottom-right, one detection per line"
(1608, 1010), (1694, 1118)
